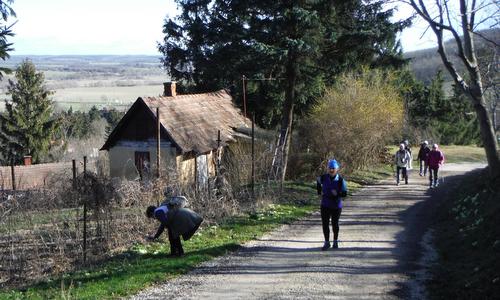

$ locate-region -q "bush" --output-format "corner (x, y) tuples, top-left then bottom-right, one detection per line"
(293, 69), (404, 177)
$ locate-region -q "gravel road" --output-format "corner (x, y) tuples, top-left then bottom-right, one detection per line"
(130, 162), (485, 300)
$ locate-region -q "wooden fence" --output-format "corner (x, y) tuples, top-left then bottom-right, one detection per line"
(0, 160), (97, 191)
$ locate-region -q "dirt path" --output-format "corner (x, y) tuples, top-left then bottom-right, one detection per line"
(131, 162), (485, 300)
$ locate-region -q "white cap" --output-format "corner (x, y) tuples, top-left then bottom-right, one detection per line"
(424, 140), (428, 145)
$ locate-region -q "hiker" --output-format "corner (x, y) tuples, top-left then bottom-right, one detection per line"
(317, 159), (348, 250)
(426, 143), (445, 188)
(402, 140), (413, 169)
(394, 143), (411, 185)
(417, 140), (431, 176)
(145, 189), (203, 257)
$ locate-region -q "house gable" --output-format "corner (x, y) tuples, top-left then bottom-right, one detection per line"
(100, 98), (179, 151)
(101, 90), (251, 154)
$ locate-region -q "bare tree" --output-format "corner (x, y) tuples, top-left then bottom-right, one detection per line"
(483, 50), (499, 133)
(404, 0), (500, 176)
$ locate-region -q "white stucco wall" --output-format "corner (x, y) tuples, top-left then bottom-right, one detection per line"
(109, 139), (176, 180)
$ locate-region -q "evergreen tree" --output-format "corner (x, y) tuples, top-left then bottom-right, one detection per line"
(0, 0), (15, 79)
(0, 59), (58, 164)
(401, 70), (480, 145)
(160, 0), (409, 179)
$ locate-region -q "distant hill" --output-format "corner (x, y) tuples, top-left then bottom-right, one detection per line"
(404, 28), (499, 84)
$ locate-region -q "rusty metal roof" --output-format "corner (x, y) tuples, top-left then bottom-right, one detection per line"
(110, 89), (250, 154)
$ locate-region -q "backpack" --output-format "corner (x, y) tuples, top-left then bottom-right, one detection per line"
(161, 196), (188, 209)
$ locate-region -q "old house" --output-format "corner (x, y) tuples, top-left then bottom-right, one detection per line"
(100, 82), (251, 185)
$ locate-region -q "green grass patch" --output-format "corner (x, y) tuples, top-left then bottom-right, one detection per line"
(437, 145), (486, 163)
(428, 169), (500, 299)
(0, 201), (315, 299)
(347, 164), (393, 185)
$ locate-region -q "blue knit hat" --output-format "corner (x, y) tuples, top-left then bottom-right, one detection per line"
(328, 159), (340, 169)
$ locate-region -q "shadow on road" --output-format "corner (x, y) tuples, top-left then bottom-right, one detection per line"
(389, 169), (482, 298)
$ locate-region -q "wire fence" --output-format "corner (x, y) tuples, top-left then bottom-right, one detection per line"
(0, 131), (280, 288)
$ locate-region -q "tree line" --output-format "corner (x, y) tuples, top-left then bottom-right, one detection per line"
(159, 0), (496, 177)
(0, 0), (497, 177)
(0, 59), (124, 165)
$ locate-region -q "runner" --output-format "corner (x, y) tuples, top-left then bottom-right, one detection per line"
(316, 159), (348, 250)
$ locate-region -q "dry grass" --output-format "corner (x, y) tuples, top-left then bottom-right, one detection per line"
(0, 134), (280, 288)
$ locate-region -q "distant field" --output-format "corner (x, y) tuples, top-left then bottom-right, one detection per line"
(1, 84), (165, 111)
(52, 84), (165, 110)
(0, 55), (168, 111)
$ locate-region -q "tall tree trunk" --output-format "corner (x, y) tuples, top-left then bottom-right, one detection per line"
(470, 83), (500, 177)
(275, 0), (298, 183)
(276, 51), (297, 182)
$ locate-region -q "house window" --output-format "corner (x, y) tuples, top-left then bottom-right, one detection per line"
(135, 151), (151, 179)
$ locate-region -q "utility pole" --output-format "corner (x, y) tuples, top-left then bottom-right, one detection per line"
(156, 107), (161, 178)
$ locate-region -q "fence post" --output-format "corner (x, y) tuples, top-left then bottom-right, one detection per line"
(10, 160), (15, 191)
(156, 107), (161, 178)
(251, 114), (255, 199)
(83, 156), (87, 264)
(72, 159), (76, 189)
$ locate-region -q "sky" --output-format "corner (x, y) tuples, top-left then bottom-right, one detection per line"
(8, 0), (447, 56)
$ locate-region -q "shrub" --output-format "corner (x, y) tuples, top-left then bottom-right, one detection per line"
(293, 69), (404, 176)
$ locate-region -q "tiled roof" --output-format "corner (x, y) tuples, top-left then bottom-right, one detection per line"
(141, 90), (250, 154)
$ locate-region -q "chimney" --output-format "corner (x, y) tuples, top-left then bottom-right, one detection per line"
(24, 155), (32, 166)
(163, 81), (177, 97)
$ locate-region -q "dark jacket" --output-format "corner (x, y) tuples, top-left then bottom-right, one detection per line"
(316, 174), (348, 209)
(166, 208), (203, 240)
(153, 206), (203, 241)
(417, 145), (430, 160)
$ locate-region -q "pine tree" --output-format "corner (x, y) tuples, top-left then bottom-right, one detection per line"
(159, 0), (409, 180)
(0, 0), (15, 79)
(0, 59), (58, 164)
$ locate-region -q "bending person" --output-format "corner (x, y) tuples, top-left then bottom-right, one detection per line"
(146, 201), (203, 257)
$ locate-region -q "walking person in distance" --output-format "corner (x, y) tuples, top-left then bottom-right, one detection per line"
(394, 143), (411, 185)
(417, 140), (430, 176)
(426, 144), (445, 188)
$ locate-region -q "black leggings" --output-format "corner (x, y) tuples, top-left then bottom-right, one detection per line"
(167, 227), (184, 255)
(429, 167), (439, 184)
(321, 206), (342, 241)
(396, 166), (408, 183)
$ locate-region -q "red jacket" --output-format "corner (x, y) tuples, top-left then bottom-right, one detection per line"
(426, 150), (444, 169)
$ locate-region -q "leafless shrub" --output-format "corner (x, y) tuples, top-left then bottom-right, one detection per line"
(0, 133), (282, 288)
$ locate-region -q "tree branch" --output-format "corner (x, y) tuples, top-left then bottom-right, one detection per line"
(472, 30), (500, 47)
